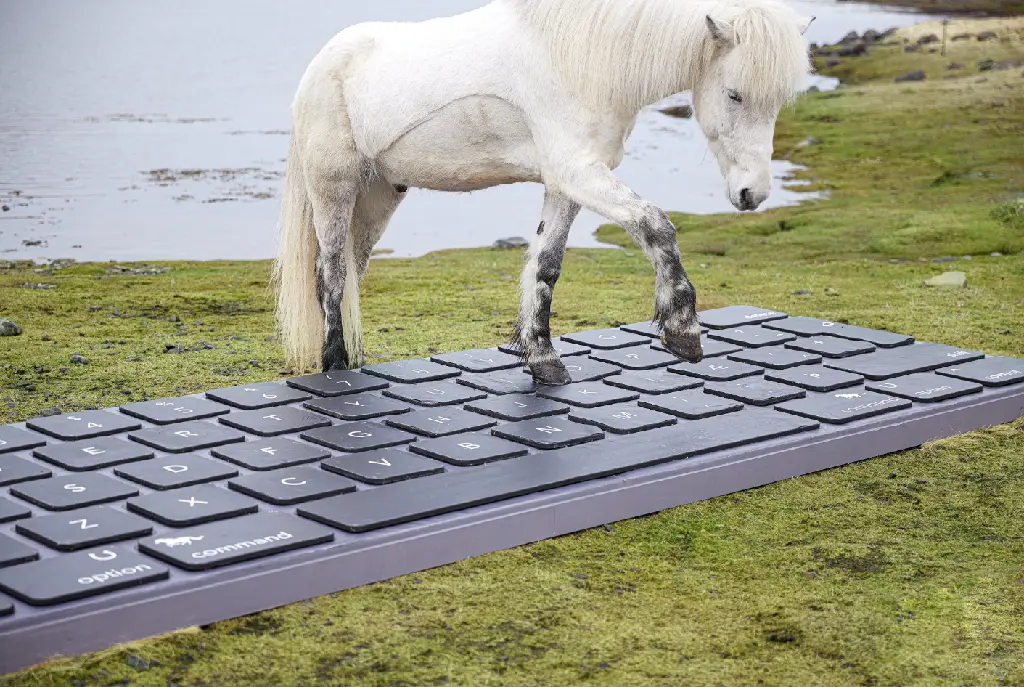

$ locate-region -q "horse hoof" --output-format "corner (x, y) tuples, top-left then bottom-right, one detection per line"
(531, 360), (573, 386)
(663, 332), (703, 364)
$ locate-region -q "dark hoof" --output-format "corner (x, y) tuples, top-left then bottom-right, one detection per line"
(530, 360), (573, 386)
(662, 331), (703, 363)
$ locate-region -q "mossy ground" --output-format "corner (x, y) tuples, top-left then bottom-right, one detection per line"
(2, 17), (1023, 687)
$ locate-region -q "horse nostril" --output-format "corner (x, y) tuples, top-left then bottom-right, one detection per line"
(739, 188), (753, 208)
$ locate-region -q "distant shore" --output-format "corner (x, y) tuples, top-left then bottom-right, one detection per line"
(858, 0), (1024, 17)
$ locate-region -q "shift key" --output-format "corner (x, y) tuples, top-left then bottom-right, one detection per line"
(138, 512), (334, 571)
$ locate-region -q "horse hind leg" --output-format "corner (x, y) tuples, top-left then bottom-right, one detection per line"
(351, 180), (405, 277)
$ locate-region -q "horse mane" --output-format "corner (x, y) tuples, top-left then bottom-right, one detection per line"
(509, 0), (811, 113)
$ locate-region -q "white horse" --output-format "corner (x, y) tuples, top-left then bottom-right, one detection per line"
(273, 0), (812, 385)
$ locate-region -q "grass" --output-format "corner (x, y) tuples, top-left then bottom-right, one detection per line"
(2, 16), (1024, 687)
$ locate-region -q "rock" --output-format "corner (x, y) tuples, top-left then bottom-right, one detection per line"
(951, 33), (972, 41)
(70, 354), (89, 365)
(20, 283), (56, 290)
(990, 252), (1003, 257)
(997, 329), (1010, 335)
(1, 205), (8, 212)
(824, 287), (839, 296)
(976, 30), (997, 41)
(862, 29), (881, 43)
(796, 136), (820, 148)
(125, 654), (150, 671)
(836, 43), (867, 57)
(947, 62), (964, 70)
(658, 104), (693, 119)
(923, 271), (966, 288)
(904, 45), (919, 53)
(979, 59), (996, 71)
(0, 318), (22, 336)
(839, 31), (859, 44)
(493, 237), (529, 249)
(993, 60), (1022, 71)
(793, 289), (813, 296)
(21, 239), (43, 247)
(895, 70), (926, 83)
(917, 33), (940, 45)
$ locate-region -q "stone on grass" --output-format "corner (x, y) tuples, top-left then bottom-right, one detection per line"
(493, 237), (529, 249)
(895, 70), (926, 83)
(976, 30), (997, 41)
(924, 271), (966, 289)
(70, 354), (89, 365)
(0, 318), (22, 336)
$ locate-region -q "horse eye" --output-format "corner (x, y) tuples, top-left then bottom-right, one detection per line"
(728, 90), (743, 103)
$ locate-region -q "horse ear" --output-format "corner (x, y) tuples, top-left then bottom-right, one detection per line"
(800, 16), (816, 35)
(705, 15), (736, 46)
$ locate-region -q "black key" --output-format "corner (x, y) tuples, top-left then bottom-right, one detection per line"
(823, 343), (985, 380)
(211, 437), (330, 471)
(25, 411), (140, 441)
(762, 317), (914, 348)
(229, 467), (358, 505)
(559, 328), (649, 350)
(115, 453), (239, 489)
(588, 346), (679, 370)
(638, 391), (743, 419)
(465, 394), (569, 421)
(707, 325), (796, 348)
(727, 347), (821, 370)
(0, 496), (31, 524)
(786, 335), (875, 359)
(0, 545), (168, 605)
(322, 449), (445, 484)
(119, 396), (230, 425)
(16, 506), (152, 551)
(457, 371), (539, 395)
(866, 373), (982, 402)
(558, 358), (622, 382)
(619, 320), (710, 338)
(0, 534), (38, 568)
(536, 383), (639, 408)
(492, 416), (604, 449)
(776, 390), (912, 424)
(386, 407), (497, 438)
(699, 305), (787, 329)
(304, 393), (410, 421)
(431, 348), (522, 372)
(936, 357), (1024, 387)
(499, 339), (591, 357)
(205, 382), (311, 410)
(668, 359), (763, 382)
(382, 380), (486, 407)
(11, 473), (138, 511)
(129, 420), (246, 453)
(298, 408), (817, 532)
(33, 437), (153, 471)
(703, 379), (806, 406)
(0, 455), (51, 487)
(0, 426), (46, 454)
(128, 485), (258, 526)
(764, 366), (864, 392)
(218, 406), (332, 437)
(409, 434), (529, 466)
(138, 512), (334, 572)
(653, 335), (741, 358)
(569, 403), (677, 434)
(301, 422), (417, 453)
(603, 370), (703, 395)
(361, 359), (460, 384)
(286, 370), (388, 397)
(0, 596), (11, 617)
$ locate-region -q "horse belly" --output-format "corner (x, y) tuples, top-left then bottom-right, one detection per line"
(378, 96), (541, 192)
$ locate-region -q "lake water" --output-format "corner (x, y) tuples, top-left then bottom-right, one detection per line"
(0, 0), (945, 262)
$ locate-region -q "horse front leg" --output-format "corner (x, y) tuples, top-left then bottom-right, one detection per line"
(515, 188), (581, 385)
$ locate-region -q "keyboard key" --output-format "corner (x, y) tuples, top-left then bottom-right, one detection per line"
(727, 347), (821, 370)
(138, 513), (334, 572)
(652, 335), (740, 358)
(457, 371), (540, 395)
(936, 357), (1024, 387)
(602, 370), (703, 395)
(536, 383), (638, 408)
(776, 390), (912, 424)
(430, 348), (522, 372)
(0, 534), (38, 568)
(823, 343), (985, 380)
(361, 359), (460, 384)
(210, 438), (329, 471)
(286, 370), (388, 397)
(465, 394), (569, 421)
(229, 467), (358, 505)
(0, 596), (11, 616)
(301, 423), (417, 453)
(297, 408), (817, 533)
(119, 396), (230, 425)
(569, 404), (677, 434)
(764, 366), (864, 392)
(707, 326), (796, 348)
(699, 305), (787, 329)
(26, 411), (140, 441)
(16, 506), (153, 551)
(0, 497), (31, 524)
(638, 391), (743, 419)
(0, 545), (169, 605)
(492, 416), (604, 449)
(115, 454), (239, 490)
(703, 379), (806, 406)
(322, 449), (445, 484)
(499, 339), (590, 357)
(785, 335), (875, 359)
(557, 358), (623, 382)
(33, 437), (153, 471)
(560, 328), (649, 350)
(866, 373), (982, 402)
(11, 473), (139, 511)
(668, 359), (763, 382)
(0, 455), (52, 487)
(205, 382), (311, 410)
(303, 393), (411, 421)
(385, 408), (497, 438)
(409, 434), (529, 466)
(762, 317), (914, 348)
(218, 406), (332, 437)
(619, 321), (709, 338)
(128, 485), (259, 526)
(0, 426), (46, 454)
(588, 346), (679, 370)
(382, 380), (487, 407)
(129, 421), (246, 453)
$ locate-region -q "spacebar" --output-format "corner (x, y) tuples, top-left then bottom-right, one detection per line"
(297, 408), (818, 533)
